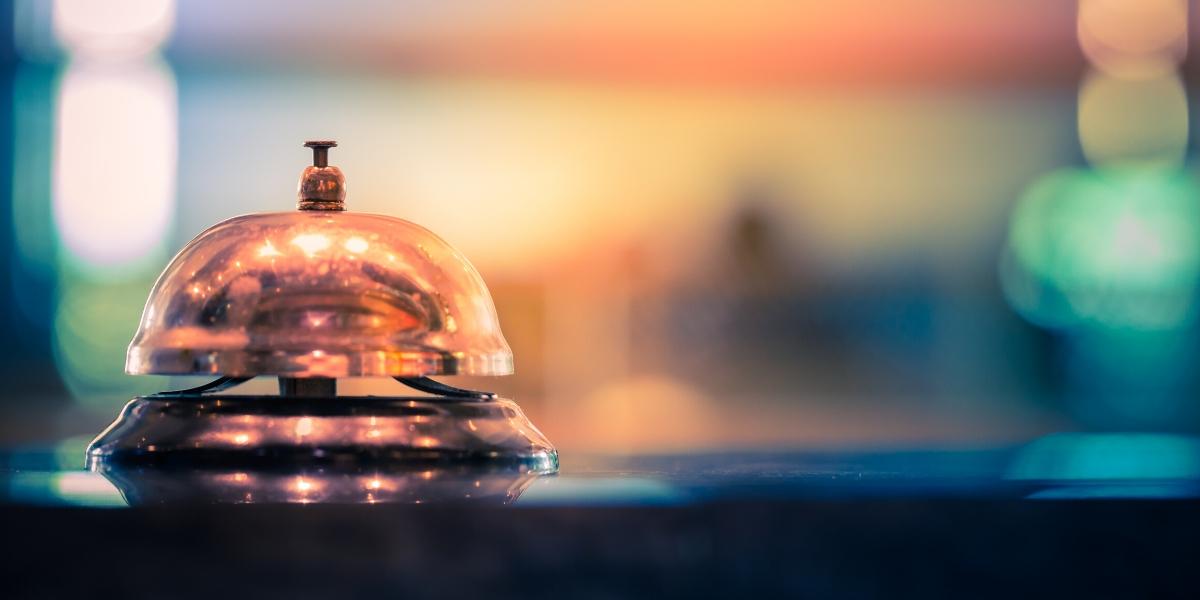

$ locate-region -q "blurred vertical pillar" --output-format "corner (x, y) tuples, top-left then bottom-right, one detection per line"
(0, 2), (14, 367)
(2, 0), (67, 409)
(48, 0), (177, 411)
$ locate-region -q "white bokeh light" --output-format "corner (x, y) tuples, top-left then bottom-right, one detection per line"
(53, 61), (177, 270)
(53, 0), (174, 59)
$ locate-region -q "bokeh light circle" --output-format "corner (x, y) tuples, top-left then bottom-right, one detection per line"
(1003, 167), (1200, 331)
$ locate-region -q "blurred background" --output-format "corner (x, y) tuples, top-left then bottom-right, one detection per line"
(2, 0), (1199, 460)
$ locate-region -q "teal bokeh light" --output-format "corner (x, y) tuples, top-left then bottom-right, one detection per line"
(1003, 166), (1200, 331)
(1009, 433), (1200, 482)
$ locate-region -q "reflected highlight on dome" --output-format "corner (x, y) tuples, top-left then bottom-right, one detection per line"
(127, 211), (513, 377)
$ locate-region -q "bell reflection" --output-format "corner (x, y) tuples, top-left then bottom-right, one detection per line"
(96, 465), (541, 506)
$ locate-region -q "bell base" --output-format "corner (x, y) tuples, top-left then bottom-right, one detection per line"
(86, 394), (558, 474)
(94, 463), (545, 505)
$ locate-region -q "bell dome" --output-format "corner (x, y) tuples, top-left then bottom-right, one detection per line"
(126, 210), (513, 377)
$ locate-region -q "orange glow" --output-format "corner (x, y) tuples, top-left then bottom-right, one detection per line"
(1078, 0), (1186, 77)
(294, 417), (314, 437)
(228, 2), (1078, 88)
(257, 240), (283, 258)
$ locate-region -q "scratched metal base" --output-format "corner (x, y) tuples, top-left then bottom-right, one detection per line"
(85, 393), (558, 474)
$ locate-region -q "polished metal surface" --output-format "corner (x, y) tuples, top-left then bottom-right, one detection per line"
(149, 375), (252, 397)
(128, 140), (512, 377)
(96, 464), (542, 505)
(279, 377), (337, 397)
(105, 140), (548, 477)
(85, 394), (558, 472)
(395, 376), (496, 400)
(297, 140), (346, 211)
(126, 211), (513, 377)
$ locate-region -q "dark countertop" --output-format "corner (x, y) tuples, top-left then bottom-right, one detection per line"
(4, 439), (1200, 598)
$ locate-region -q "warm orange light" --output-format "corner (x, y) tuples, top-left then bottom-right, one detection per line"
(258, 240), (283, 258)
(1078, 0), (1186, 77)
(344, 236), (369, 253)
(290, 233), (330, 257)
(294, 417), (314, 437)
